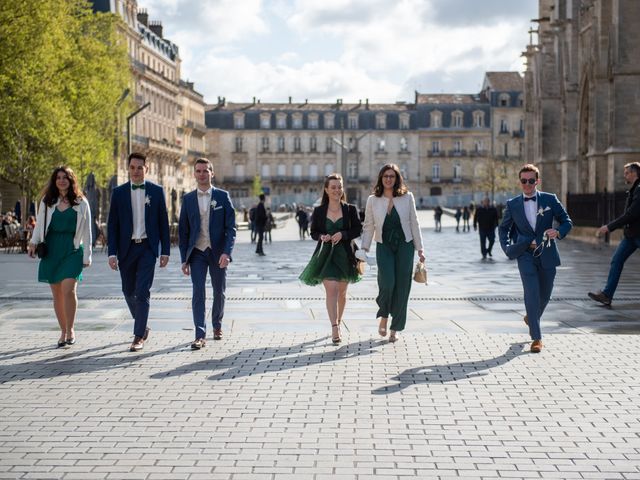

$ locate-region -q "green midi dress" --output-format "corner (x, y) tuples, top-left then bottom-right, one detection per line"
(299, 217), (361, 286)
(38, 207), (83, 284)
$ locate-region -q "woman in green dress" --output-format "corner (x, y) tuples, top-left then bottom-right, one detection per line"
(361, 164), (425, 343)
(299, 174), (362, 344)
(28, 166), (92, 348)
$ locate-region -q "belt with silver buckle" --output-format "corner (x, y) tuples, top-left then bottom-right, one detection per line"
(132, 238), (145, 244)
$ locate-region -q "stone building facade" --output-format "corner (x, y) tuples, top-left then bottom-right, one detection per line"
(205, 72), (524, 209)
(523, 0), (640, 201)
(92, 0), (205, 221)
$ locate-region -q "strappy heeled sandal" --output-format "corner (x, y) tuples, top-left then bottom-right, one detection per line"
(331, 324), (341, 344)
(378, 317), (388, 337)
(389, 330), (398, 343)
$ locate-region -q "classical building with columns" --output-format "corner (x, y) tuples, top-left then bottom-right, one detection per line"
(523, 0), (640, 206)
(205, 72), (524, 209)
(91, 0), (205, 222)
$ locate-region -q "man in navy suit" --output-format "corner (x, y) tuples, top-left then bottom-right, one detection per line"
(499, 164), (572, 353)
(179, 158), (236, 349)
(107, 152), (170, 352)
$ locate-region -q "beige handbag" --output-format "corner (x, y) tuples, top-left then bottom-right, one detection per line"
(413, 261), (427, 284)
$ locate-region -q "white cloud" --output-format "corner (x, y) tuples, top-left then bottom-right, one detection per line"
(136, 0), (537, 103)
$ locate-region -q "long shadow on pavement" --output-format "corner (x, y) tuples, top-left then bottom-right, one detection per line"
(372, 341), (529, 395)
(0, 342), (182, 383)
(151, 336), (385, 381)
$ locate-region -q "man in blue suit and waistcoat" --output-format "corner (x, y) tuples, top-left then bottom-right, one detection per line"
(179, 158), (236, 349)
(107, 152), (171, 352)
(499, 164), (572, 353)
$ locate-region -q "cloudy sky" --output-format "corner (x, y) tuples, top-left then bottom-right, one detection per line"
(140, 0), (538, 104)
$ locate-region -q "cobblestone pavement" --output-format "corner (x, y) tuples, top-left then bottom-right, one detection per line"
(1, 211), (639, 479)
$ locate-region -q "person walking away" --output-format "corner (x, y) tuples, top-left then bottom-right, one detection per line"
(474, 197), (499, 259)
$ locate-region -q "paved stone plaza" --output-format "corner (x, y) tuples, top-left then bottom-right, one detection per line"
(1, 212), (639, 479)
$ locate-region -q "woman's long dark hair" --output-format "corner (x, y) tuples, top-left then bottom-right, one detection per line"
(41, 166), (82, 207)
(373, 163), (408, 197)
(321, 173), (346, 206)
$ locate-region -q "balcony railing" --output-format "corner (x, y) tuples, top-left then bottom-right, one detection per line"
(132, 135), (149, 147)
(184, 119), (207, 132)
(512, 130), (525, 138)
(448, 149), (467, 156)
(427, 151), (443, 157)
(425, 176), (471, 184)
(187, 149), (206, 158)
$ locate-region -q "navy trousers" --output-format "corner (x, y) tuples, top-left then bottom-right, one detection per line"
(517, 253), (556, 341)
(190, 247), (226, 339)
(118, 240), (156, 338)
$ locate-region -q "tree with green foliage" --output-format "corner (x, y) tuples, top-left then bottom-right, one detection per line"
(252, 174), (263, 197)
(0, 0), (131, 210)
(475, 157), (517, 202)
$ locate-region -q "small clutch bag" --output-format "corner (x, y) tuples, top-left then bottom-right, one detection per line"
(413, 261), (427, 284)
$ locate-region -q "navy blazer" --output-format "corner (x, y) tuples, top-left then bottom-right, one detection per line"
(178, 187), (237, 264)
(498, 191), (572, 267)
(107, 181), (171, 260)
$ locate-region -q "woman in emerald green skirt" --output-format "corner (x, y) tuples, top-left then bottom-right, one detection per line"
(299, 174), (362, 344)
(28, 167), (92, 348)
(361, 164), (425, 343)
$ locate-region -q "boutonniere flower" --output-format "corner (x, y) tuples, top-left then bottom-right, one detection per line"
(145, 195), (151, 207)
(210, 199), (217, 209)
(537, 206), (551, 216)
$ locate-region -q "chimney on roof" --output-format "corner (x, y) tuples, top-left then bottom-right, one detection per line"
(365, 98), (369, 110)
(305, 99), (308, 105)
(252, 96), (256, 104)
(137, 9), (148, 26)
(149, 20), (163, 38)
(288, 96), (292, 104)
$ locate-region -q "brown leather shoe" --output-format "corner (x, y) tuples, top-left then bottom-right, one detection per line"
(588, 291), (611, 306)
(191, 338), (206, 350)
(142, 327), (150, 340)
(213, 329), (223, 340)
(524, 315), (529, 326)
(530, 340), (543, 353)
(129, 336), (144, 352)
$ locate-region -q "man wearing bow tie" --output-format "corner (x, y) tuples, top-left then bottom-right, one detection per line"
(498, 164), (572, 353)
(179, 158), (236, 349)
(107, 152), (171, 352)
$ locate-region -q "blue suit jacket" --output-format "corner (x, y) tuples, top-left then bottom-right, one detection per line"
(107, 181), (171, 260)
(498, 191), (572, 267)
(178, 187), (237, 264)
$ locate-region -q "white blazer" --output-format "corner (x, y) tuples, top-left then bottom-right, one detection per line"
(361, 192), (423, 251)
(30, 197), (93, 265)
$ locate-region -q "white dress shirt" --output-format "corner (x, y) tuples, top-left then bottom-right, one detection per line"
(131, 184), (147, 240)
(523, 193), (537, 231)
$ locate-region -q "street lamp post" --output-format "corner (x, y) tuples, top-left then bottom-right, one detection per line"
(126, 102), (151, 156)
(332, 127), (369, 204)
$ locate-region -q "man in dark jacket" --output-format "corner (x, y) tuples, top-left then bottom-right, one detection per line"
(474, 197), (499, 259)
(254, 194), (267, 256)
(589, 162), (640, 306)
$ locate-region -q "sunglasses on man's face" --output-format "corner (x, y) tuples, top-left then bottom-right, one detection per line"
(520, 178), (537, 185)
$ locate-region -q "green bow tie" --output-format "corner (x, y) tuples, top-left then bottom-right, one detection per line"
(132, 183), (145, 190)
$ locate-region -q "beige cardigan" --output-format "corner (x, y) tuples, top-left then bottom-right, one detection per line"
(361, 192), (423, 251)
(30, 197), (92, 265)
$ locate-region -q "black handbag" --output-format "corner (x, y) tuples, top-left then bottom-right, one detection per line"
(35, 204), (48, 259)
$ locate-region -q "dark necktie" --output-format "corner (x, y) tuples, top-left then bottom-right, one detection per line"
(132, 183), (145, 190)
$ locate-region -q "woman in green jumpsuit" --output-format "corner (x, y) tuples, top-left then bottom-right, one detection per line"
(361, 164), (425, 343)
(300, 174), (362, 344)
(28, 167), (92, 348)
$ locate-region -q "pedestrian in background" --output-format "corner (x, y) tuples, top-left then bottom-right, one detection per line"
(28, 166), (92, 348)
(107, 152), (170, 352)
(474, 197), (499, 260)
(254, 193), (267, 256)
(295, 206), (309, 239)
(462, 206), (471, 232)
(361, 164), (425, 343)
(454, 207), (462, 232)
(433, 205), (443, 232)
(265, 207), (275, 243)
(179, 158), (236, 348)
(299, 174), (362, 344)
(498, 164), (572, 353)
(588, 162), (640, 306)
